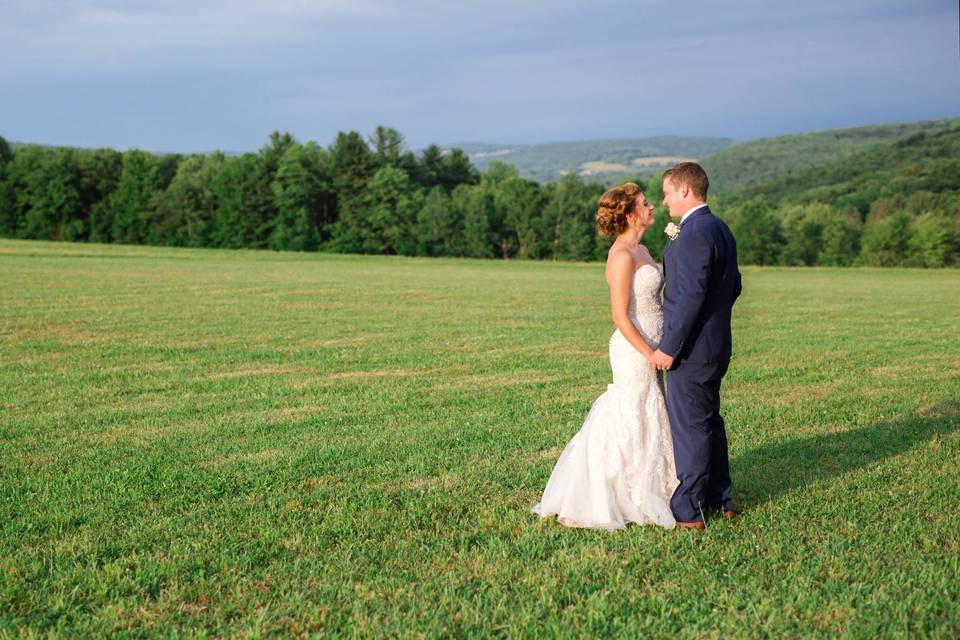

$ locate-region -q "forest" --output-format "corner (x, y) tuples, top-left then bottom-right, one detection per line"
(1, 123), (958, 266)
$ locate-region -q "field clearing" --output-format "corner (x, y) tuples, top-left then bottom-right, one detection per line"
(1, 239), (958, 637)
(632, 156), (696, 167)
(578, 161), (630, 174)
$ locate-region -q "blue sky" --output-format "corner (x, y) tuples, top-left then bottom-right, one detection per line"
(1, 0), (958, 152)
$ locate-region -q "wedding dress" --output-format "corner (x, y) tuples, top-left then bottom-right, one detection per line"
(532, 263), (678, 530)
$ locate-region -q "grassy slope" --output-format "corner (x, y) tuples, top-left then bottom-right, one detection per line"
(1, 240), (958, 637)
(702, 118), (960, 194)
(716, 126), (960, 210)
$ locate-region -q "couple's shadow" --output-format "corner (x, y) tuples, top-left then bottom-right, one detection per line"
(731, 397), (959, 508)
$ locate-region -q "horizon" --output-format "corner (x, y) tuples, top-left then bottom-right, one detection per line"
(6, 114), (959, 157)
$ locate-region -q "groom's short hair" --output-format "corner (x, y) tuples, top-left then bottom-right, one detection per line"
(664, 162), (709, 200)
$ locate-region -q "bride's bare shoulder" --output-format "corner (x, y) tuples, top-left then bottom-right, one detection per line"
(635, 244), (662, 269)
(605, 245), (635, 282)
(606, 244), (634, 266)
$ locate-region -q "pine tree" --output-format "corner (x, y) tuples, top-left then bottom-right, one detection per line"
(109, 150), (164, 245)
(270, 143), (324, 251)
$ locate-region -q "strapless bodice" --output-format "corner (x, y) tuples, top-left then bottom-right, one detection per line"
(609, 262), (664, 351)
(629, 263), (664, 320)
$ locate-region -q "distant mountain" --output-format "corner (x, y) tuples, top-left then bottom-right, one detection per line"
(446, 136), (736, 183)
(701, 118), (960, 194)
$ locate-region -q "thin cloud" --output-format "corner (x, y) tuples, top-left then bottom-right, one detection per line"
(0, 0), (956, 151)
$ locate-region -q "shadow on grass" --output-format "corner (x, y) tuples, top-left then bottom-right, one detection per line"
(732, 397), (960, 508)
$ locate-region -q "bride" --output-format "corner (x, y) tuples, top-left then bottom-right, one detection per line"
(532, 182), (678, 530)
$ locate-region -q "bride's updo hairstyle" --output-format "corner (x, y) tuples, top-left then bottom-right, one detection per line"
(595, 182), (641, 237)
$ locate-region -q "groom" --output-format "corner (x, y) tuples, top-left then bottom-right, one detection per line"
(650, 162), (742, 530)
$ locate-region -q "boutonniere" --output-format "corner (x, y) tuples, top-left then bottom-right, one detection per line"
(664, 222), (680, 241)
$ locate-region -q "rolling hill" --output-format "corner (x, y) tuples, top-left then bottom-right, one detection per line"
(717, 125), (960, 212)
(702, 118), (960, 194)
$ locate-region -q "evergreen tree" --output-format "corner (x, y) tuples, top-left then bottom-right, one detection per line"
(454, 185), (494, 258)
(0, 137), (12, 237)
(22, 148), (82, 241)
(489, 167), (548, 259)
(210, 153), (260, 248)
(327, 131), (379, 252)
(109, 150), (163, 245)
(0, 136), (11, 168)
(417, 145), (478, 193)
(0, 171), (12, 238)
(79, 148), (123, 243)
(150, 153), (224, 247)
(355, 165), (420, 255)
(417, 145), (445, 191)
(549, 174), (601, 261)
(481, 162), (520, 259)
(369, 126), (419, 176)
(415, 186), (460, 256)
(248, 132), (297, 248)
(270, 143), (323, 251)
(438, 148), (478, 192)
(0, 146), (46, 238)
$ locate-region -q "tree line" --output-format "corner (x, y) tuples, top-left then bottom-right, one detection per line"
(0, 128), (623, 262)
(702, 118), (960, 193)
(0, 126), (957, 266)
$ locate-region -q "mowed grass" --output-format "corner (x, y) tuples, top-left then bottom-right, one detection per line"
(1, 238), (958, 638)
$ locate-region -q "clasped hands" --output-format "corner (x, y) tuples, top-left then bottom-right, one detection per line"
(648, 349), (674, 371)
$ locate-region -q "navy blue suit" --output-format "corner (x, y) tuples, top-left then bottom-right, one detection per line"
(661, 206), (741, 523)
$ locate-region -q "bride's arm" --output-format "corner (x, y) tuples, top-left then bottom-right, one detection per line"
(605, 251), (655, 359)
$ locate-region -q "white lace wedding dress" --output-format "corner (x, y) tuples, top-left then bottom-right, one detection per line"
(532, 263), (679, 530)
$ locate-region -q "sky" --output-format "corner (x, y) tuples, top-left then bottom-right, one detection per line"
(1, 0), (958, 152)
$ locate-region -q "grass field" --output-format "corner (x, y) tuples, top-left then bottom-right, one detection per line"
(2, 239), (958, 638)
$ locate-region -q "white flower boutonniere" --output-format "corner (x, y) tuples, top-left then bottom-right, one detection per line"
(665, 222), (680, 241)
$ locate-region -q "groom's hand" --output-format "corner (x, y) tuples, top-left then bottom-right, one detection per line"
(649, 350), (674, 371)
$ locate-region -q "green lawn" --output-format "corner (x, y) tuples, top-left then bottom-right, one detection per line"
(2, 239), (958, 638)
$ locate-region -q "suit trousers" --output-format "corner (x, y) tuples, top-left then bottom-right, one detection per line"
(666, 359), (733, 523)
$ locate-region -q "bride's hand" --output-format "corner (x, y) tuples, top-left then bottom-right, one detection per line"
(646, 351), (659, 370)
(649, 349), (674, 371)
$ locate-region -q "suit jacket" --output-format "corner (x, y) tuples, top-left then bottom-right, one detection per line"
(660, 206), (741, 363)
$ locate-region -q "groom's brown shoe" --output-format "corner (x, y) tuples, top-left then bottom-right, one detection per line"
(676, 520), (705, 530)
(706, 504), (740, 520)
